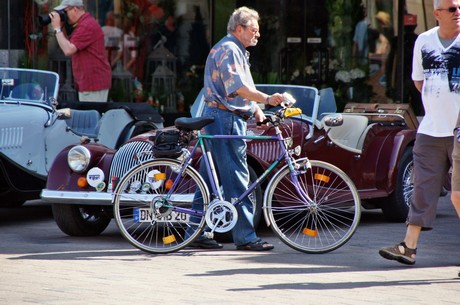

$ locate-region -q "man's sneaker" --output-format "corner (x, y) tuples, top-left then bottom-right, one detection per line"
(379, 242), (416, 265)
(188, 238), (223, 249)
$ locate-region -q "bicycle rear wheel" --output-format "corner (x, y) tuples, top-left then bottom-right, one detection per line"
(113, 159), (209, 254)
(264, 159), (361, 253)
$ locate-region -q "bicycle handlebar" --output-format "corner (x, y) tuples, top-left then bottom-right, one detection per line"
(256, 106), (302, 127)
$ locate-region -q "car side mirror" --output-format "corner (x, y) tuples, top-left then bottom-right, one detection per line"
(323, 114), (343, 127)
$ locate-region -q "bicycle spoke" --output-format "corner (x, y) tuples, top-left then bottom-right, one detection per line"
(113, 159), (209, 254)
(265, 159), (361, 253)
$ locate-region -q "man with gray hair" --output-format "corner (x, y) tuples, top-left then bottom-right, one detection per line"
(379, 0), (460, 265)
(50, 0), (111, 102)
(189, 7), (284, 251)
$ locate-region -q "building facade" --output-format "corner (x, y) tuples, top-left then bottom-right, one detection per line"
(0, 0), (435, 114)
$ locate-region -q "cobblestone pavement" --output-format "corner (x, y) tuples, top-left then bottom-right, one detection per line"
(0, 197), (459, 305)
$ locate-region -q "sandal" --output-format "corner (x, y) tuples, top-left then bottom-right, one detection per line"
(379, 242), (417, 265)
(236, 240), (274, 251)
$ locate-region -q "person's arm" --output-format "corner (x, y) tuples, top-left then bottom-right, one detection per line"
(235, 85), (283, 107)
(50, 12), (78, 56)
(413, 80), (423, 93)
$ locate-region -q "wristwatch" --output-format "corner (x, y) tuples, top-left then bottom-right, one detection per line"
(54, 28), (62, 34)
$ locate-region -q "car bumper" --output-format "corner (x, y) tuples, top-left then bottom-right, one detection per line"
(41, 189), (113, 205)
(41, 189), (193, 206)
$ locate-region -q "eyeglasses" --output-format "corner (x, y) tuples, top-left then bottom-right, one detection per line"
(437, 6), (460, 13)
(243, 26), (260, 34)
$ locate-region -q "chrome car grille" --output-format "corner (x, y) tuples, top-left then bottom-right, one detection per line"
(249, 141), (281, 163)
(107, 140), (153, 191)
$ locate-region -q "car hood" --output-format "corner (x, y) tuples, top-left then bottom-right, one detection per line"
(0, 104), (50, 129)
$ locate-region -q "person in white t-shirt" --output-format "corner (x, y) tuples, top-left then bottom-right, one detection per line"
(102, 11), (123, 68)
(379, 0), (460, 265)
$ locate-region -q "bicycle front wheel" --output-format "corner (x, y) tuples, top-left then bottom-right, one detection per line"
(113, 159), (209, 254)
(264, 159), (361, 253)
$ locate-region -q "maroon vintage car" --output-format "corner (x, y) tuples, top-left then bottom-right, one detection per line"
(42, 85), (418, 237)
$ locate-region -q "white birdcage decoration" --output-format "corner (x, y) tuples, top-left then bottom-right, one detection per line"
(152, 61), (176, 112)
(111, 62), (133, 102)
(147, 38), (177, 112)
(146, 39), (176, 87)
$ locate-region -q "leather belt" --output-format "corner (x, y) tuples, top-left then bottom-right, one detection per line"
(205, 101), (250, 120)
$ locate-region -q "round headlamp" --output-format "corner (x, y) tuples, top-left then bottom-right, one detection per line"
(67, 146), (91, 173)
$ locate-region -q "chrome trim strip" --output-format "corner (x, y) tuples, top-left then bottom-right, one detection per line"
(41, 189), (193, 205)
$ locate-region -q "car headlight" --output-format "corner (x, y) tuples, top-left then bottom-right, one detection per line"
(67, 146), (91, 173)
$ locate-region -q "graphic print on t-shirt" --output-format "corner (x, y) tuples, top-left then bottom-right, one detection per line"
(422, 46), (460, 93)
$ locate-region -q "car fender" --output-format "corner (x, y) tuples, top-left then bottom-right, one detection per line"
(374, 129), (415, 192)
(96, 109), (135, 149)
(46, 143), (115, 192)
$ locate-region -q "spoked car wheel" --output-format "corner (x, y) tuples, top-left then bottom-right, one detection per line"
(113, 159), (210, 254)
(380, 147), (413, 222)
(264, 159), (361, 254)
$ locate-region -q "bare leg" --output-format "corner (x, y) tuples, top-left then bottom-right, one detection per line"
(403, 224), (422, 258)
(450, 191), (460, 218)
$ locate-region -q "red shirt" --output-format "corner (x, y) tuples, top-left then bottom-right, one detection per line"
(70, 13), (111, 92)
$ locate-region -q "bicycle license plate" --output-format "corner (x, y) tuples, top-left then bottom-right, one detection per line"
(133, 208), (189, 223)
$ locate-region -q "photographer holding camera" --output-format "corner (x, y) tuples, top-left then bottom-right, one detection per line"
(50, 0), (111, 102)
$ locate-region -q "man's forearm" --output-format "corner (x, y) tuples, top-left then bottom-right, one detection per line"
(55, 31), (77, 56)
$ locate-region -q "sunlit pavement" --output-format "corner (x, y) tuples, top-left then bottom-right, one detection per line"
(0, 197), (459, 305)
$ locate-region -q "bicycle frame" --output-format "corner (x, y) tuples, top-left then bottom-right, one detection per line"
(166, 123), (314, 219)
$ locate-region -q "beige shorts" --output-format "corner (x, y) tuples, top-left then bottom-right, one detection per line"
(407, 134), (453, 229)
(78, 89), (109, 102)
(452, 131), (460, 191)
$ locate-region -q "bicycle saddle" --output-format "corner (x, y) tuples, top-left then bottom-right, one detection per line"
(175, 116), (215, 130)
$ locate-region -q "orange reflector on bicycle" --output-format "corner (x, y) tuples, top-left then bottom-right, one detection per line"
(314, 173), (330, 183)
(163, 234), (176, 244)
(154, 172), (166, 181)
(303, 228), (318, 237)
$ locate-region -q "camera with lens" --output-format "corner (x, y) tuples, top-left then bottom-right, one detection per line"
(38, 10), (67, 26)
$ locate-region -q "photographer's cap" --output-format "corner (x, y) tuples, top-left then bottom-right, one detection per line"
(54, 0), (84, 11)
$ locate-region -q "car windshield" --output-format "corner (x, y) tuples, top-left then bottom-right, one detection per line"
(0, 68), (59, 106)
(256, 84), (318, 117)
(190, 85), (320, 119)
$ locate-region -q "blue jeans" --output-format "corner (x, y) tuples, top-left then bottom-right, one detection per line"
(192, 106), (259, 246)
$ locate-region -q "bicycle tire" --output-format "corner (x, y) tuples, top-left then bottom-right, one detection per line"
(264, 159), (361, 253)
(113, 158), (210, 254)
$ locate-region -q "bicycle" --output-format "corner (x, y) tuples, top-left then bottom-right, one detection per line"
(113, 100), (361, 254)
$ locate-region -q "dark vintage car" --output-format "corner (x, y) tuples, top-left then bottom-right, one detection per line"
(0, 67), (163, 208)
(42, 84), (418, 237)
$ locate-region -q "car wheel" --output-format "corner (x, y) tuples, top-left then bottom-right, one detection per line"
(52, 204), (111, 236)
(3, 200), (26, 207)
(214, 165), (263, 243)
(381, 146), (413, 222)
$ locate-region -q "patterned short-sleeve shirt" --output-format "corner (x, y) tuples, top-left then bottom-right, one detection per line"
(203, 34), (257, 116)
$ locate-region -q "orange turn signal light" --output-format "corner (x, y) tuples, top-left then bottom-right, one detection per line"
(77, 177), (88, 188)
